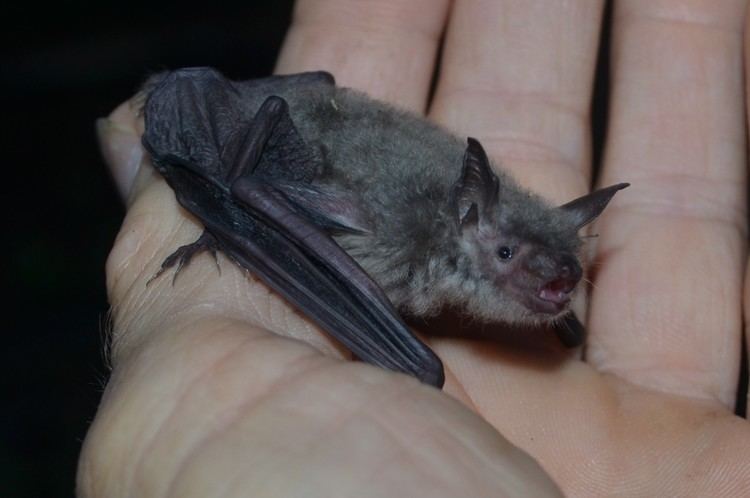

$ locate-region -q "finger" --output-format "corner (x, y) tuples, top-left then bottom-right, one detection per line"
(425, 0), (603, 402)
(429, 0), (604, 202)
(270, 0), (454, 374)
(96, 99), (146, 202)
(275, 0), (450, 111)
(590, 0), (747, 407)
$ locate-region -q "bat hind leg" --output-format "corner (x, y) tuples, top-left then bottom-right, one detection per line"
(148, 231), (220, 285)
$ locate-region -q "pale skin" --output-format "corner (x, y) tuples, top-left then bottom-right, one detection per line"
(79, 0), (750, 496)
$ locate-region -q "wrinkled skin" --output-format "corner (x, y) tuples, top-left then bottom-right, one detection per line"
(80, 1), (750, 497)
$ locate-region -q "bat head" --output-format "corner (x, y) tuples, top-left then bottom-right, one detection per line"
(449, 138), (628, 324)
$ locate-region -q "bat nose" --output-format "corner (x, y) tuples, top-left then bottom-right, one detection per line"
(558, 255), (582, 284)
(523, 251), (582, 284)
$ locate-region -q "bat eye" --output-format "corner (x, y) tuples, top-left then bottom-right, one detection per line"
(497, 246), (513, 261)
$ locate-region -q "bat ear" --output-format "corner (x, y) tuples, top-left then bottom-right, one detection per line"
(559, 183), (629, 229)
(451, 138), (500, 229)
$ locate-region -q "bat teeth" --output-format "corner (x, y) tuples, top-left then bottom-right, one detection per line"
(538, 277), (575, 305)
(538, 288), (570, 304)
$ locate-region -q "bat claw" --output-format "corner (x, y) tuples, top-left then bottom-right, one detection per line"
(146, 231), (219, 286)
(209, 247), (221, 276)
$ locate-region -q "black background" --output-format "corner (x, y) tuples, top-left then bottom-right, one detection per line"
(3, 2), (294, 496)
(2, 2), (746, 497)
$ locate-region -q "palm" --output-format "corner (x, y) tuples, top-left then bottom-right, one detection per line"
(80, 1), (750, 496)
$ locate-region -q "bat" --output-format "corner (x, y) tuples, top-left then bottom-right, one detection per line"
(141, 67), (627, 389)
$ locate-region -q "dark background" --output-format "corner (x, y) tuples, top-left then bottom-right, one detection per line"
(2, 2), (746, 497)
(3, 2), (295, 496)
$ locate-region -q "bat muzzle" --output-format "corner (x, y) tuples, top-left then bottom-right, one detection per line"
(518, 253), (582, 314)
(536, 256), (582, 309)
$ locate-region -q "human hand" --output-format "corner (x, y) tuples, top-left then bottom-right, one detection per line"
(79, 1), (750, 496)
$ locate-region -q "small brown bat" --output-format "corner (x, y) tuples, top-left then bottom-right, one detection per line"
(141, 67), (627, 389)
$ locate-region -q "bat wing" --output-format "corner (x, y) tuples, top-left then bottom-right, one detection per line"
(553, 313), (586, 348)
(142, 68), (445, 388)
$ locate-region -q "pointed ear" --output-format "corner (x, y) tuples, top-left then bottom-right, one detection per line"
(559, 183), (629, 229)
(451, 137), (499, 228)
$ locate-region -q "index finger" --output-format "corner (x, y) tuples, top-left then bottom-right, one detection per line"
(275, 0), (450, 111)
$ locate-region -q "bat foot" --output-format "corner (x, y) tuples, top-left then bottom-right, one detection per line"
(147, 231), (219, 286)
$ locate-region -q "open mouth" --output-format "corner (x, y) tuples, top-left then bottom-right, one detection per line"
(524, 277), (577, 314)
(539, 277), (576, 304)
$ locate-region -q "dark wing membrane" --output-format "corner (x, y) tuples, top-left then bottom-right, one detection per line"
(231, 178), (444, 386)
(143, 67), (334, 181)
(142, 67), (445, 387)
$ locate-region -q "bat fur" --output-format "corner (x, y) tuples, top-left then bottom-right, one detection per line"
(141, 67), (627, 386)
